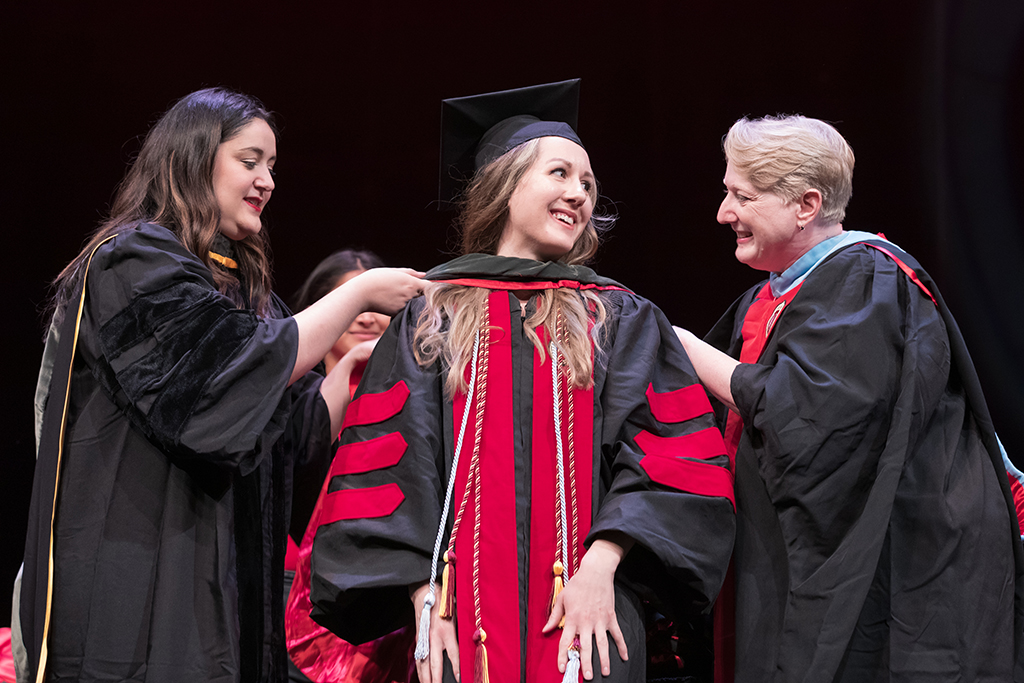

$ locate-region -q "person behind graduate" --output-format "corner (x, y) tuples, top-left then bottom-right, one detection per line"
(302, 80), (736, 683)
(674, 114), (1024, 682)
(292, 248), (394, 398)
(285, 247), (415, 683)
(18, 87), (425, 683)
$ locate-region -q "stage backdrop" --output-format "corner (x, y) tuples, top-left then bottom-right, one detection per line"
(2, 0), (1021, 625)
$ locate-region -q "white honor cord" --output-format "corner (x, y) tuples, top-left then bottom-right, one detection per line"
(550, 341), (569, 575)
(414, 329), (481, 661)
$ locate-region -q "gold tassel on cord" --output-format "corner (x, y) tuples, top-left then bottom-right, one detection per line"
(549, 560), (565, 613)
(551, 560), (567, 628)
(473, 628), (491, 683)
(439, 551), (456, 619)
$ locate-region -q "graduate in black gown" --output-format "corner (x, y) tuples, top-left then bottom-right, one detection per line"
(304, 81), (735, 683)
(675, 114), (1024, 682)
(19, 88), (425, 683)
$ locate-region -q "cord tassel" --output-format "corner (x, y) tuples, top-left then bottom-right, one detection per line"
(439, 551), (456, 619)
(562, 638), (581, 683)
(414, 589), (434, 661)
(474, 628), (491, 683)
(550, 560), (565, 614)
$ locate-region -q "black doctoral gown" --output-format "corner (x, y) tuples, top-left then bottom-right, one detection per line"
(307, 254), (736, 683)
(21, 223), (334, 682)
(706, 238), (1024, 682)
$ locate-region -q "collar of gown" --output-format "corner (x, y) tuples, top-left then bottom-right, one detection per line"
(425, 253), (625, 289)
(769, 230), (899, 297)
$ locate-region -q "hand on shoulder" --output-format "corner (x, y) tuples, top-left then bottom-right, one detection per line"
(345, 268), (427, 315)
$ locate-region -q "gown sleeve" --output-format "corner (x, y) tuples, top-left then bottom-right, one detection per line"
(728, 246), (947, 583)
(587, 292), (736, 616)
(307, 297), (444, 644)
(83, 224), (301, 475)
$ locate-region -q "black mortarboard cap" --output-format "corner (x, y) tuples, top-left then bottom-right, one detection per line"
(438, 79), (582, 205)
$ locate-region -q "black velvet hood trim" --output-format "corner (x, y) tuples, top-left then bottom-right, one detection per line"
(210, 232), (238, 262)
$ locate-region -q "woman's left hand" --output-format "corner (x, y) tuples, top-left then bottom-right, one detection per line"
(542, 538), (632, 680)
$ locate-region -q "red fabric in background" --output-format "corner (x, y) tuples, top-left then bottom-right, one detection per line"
(0, 628), (15, 683)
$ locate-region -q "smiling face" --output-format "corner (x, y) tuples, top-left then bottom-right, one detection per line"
(211, 117), (277, 240)
(717, 161), (808, 273)
(497, 136), (595, 262)
(330, 269), (391, 359)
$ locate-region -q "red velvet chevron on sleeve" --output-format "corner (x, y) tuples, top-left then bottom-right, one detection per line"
(341, 380), (410, 429)
(645, 383), (715, 423)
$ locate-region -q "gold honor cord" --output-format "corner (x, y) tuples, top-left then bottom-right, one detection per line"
(36, 234), (115, 683)
(208, 252), (238, 269)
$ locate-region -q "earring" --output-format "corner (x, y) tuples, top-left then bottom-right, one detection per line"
(798, 224), (805, 231)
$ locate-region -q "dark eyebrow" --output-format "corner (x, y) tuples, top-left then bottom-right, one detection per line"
(238, 146), (277, 161)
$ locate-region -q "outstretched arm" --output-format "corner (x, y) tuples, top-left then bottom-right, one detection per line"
(674, 326), (740, 413)
(319, 339), (378, 436)
(290, 268), (425, 385)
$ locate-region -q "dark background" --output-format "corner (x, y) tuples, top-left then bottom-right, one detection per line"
(2, 1), (1022, 626)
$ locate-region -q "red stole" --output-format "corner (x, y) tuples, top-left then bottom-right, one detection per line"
(449, 289), (595, 683)
(722, 282), (803, 464)
(715, 280), (803, 683)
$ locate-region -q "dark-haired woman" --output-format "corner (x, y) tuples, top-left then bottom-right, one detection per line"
(20, 88), (424, 683)
(292, 249), (392, 393)
(285, 248), (415, 683)
(306, 85), (734, 683)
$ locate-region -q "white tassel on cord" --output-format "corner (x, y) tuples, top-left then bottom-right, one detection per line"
(562, 642), (581, 683)
(414, 590), (435, 660)
(414, 330), (482, 662)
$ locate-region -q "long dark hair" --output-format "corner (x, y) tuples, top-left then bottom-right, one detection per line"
(50, 87), (277, 324)
(290, 248), (385, 311)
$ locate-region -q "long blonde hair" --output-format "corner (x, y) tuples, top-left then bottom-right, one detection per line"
(415, 137), (612, 397)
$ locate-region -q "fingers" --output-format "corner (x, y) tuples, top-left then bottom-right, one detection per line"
(415, 656), (431, 683)
(542, 594), (565, 634)
(430, 616), (459, 683)
(608, 614), (629, 662)
(344, 338), (378, 365)
(395, 267), (426, 278)
(563, 626), (629, 680)
(594, 628), (611, 679)
(555, 618), (574, 673)
(430, 639), (443, 683)
(579, 627), (596, 680)
(445, 629), (461, 682)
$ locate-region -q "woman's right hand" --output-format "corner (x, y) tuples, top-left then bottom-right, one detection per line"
(338, 338), (378, 372)
(291, 268), (425, 386)
(345, 268), (427, 315)
(410, 582), (460, 683)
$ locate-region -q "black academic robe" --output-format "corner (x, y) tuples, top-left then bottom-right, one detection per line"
(21, 223), (334, 682)
(706, 239), (1024, 682)
(308, 254), (735, 683)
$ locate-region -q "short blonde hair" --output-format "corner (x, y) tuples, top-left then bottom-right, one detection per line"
(723, 115), (855, 225)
